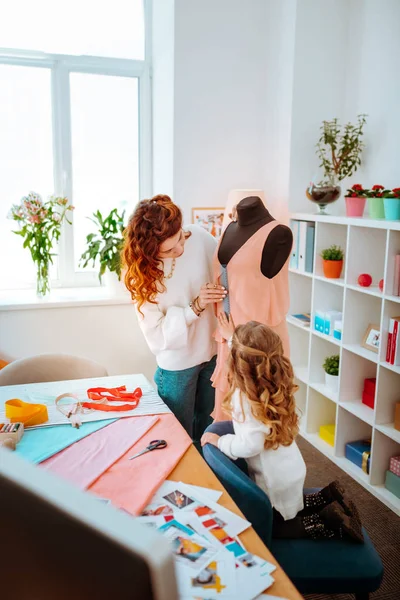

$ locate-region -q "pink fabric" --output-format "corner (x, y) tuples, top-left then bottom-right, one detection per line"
(42, 416), (158, 488)
(212, 221), (290, 421)
(89, 413), (192, 515)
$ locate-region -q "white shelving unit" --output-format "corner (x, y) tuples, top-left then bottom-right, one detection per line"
(289, 212), (400, 515)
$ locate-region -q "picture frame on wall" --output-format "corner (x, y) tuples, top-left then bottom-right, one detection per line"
(362, 324), (381, 354)
(192, 207), (225, 239)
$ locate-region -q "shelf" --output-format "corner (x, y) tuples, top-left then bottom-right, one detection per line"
(309, 382), (338, 403)
(346, 284), (383, 298)
(385, 294), (400, 304)
(312, 329), (341, 347)
(301, 431), (335, 458)
(289, 268), (313, 279)
(289, 212), (400, 231)
(314, 275), (345, 287)
(336, 456), (370, 485)
(340, 401), (375, 426)
(375, 423), (400, 444)
(343, 343), (379, 363)
(286, 316), (311, 331)
(294, 366), (309, 384)
(380, 361), (400, 375)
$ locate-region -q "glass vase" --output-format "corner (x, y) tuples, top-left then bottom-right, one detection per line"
(306, 170), (341, 215)
(36, 260), (50, 298)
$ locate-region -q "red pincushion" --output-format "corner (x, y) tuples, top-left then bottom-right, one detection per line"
(358, 273), (372, 287)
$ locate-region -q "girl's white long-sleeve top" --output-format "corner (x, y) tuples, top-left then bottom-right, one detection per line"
(136, 224), (217, 371)
(218, 389), (306, 520)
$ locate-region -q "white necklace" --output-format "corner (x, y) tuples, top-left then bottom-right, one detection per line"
(164, 258), (176, 280)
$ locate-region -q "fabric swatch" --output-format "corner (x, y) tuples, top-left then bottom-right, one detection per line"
(42, 416), (158, 488)
(89, 413), (192, 515)
(16, 419), (116, 464)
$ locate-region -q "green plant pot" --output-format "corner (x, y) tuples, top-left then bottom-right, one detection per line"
(368, 197), (385, 219)
(384, 197), (400, 221)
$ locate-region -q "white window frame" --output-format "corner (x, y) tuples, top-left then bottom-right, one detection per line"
(0, 0), (152, 289)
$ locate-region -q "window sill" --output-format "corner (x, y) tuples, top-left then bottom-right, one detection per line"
(0, 286), (132, 311)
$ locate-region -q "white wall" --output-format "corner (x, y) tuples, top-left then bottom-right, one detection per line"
(344, 0), (400, 189)
(0, 304), (156, 381)
(173, 0), (269, 221)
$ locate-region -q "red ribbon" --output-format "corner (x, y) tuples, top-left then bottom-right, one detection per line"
(82, 385), (142, 412)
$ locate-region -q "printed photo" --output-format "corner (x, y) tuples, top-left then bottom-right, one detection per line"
(192, 564), (217, 587)
(209, 526), (229, 542)
(195, 505), (215, 517)
(362, 324), (381, 354)
(202, 517), (227, 529)
(172, 536), (208, 564)
(238, 553), (258, 568)
(141, 504), (173, 516)
(163, 490), (195, 509)
(192, 207), (225, 239)
(225, 541), (246, 558)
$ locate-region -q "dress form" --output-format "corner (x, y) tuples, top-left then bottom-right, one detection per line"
(218, 196), (293, 278)
(211, 196), (292, 421)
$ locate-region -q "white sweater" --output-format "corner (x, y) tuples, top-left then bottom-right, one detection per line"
(218, 389), (306, 520)
(136, 224), (218, 371)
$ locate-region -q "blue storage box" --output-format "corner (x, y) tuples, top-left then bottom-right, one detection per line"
(345, 440), (371, 474)
(314, 311), (325, 333)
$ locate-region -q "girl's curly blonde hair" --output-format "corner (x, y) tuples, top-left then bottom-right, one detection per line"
(222, 321), (299, 450)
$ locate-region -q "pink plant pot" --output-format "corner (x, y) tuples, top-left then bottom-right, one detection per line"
(345, 196), (366, 217)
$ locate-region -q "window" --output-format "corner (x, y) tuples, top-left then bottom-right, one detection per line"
(0, 0), (150, 291)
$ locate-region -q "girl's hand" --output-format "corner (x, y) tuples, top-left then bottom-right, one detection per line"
(198, 283), (227, 309)
(218, 312), (235, 341)
(200, 432), (220, 447)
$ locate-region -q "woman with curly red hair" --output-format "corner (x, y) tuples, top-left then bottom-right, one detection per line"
(123, 195), (227, 441)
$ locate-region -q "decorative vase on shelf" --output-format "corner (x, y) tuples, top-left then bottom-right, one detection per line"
(325, 373), (339, 392)
(36, 260), (50, 298)
(306, 170), (341, 215)
(384, 197), (400, 221)
(368, 197), (385, 219)
(345, 196), (366, 217)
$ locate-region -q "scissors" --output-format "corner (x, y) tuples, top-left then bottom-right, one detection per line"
(128, 439), (167, 460)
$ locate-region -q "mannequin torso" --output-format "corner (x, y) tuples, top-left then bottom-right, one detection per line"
(218, 196), (293, 279)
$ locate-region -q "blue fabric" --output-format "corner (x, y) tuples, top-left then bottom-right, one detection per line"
(16, 419), (116, 464)
(154, 356), (216, 441)
(203, 422), (383, 596)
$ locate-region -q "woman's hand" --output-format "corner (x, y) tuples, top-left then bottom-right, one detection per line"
(201, 432), (220, 447)
(197, 283), (227, 309)
(218, 312), (235, 341)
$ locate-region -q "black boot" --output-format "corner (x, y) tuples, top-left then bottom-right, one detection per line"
(303, 480), (361, 523)
(302, 512), (342, 540)
(320, 501), (364, 544)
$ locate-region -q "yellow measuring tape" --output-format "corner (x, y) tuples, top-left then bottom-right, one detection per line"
(5, 398), (48, 427)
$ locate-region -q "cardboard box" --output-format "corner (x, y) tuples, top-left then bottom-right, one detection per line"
(385, 470), (400, 499)
(319, 424), (335, 447)
(345, 440), (371, 474)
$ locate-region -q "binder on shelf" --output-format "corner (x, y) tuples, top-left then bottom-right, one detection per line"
(290, 220), (300, 270)
(298, 221), (308, 272)
(394, 255), (400, 297)
(305, 223), (315, 274)
(389, 317), (400, 366)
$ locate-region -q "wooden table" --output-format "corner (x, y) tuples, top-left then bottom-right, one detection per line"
(169, 445), (303, 600)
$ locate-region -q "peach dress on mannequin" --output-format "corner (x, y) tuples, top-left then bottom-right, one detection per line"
(211, 221), (290, 421)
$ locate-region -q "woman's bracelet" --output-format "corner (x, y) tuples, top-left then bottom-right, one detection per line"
(194, 296), (205, 313)
(189, 297), (201, 317)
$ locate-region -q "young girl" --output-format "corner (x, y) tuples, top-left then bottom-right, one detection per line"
(201, 318), (363, 543)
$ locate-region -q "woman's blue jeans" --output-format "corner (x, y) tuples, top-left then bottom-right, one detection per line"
(154, 356), (216, 441)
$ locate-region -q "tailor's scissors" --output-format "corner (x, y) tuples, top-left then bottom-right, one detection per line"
(128, 439), (167, 460)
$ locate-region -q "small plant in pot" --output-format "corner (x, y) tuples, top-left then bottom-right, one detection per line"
(345, 184), (367, 217)
(321, 245), (344, 279)
(323, 354), (340, 392)
(366, 185), (387, 219)
(383, 187), (400, 221)
(80, 208), (125, 286)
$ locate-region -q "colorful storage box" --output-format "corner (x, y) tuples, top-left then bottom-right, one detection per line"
(385, 470), (400, 499)
(389, 455), (400, 477)
(319, 424), (335, 447)
(345, 440), (371, 474)
(314, 311), (325, 333)
(324, 311), (342, 336)
(361, 378), (376, 410)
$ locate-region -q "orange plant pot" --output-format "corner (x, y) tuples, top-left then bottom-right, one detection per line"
(323, 259), (343, 279)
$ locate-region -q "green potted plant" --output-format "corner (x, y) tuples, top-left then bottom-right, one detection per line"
(80, 208), (125, 288)
(321, 245), (344, 279)
(345, 184), (367, 217)
(366, 184), (388, 219)
(307, 114), (367, 214)
(383, 187), (400, 221)
(323, 354), (340, 392)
